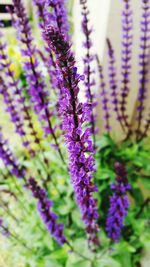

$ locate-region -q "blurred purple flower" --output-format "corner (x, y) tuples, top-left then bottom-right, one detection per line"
(11, 0), (65, 164)
(120, 0), (133, 133)
(27, 177), (66, 245)
(106, 39), (125, 130)
(106, 162), (131, 242)
(136, 0), (150, 139)
(0, 130), (25, 179)
(80, 0), (97, 147)
(44, 26), (100, 246)
(96, 55), (111, 133)
(0, 34), (40, 155)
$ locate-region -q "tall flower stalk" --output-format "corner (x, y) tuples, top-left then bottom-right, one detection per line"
(106, 39), (125, 131)
(0, 76), (29, 148)
(106, 162), (131, 242)
(33, 0), (61, 96)
(136, 0), (150, 140)
(45, 0), (70, 38)
(120, 0), (133, 134)
(0, 130), (25, 179)
(11, 0), (65, 164)
(0, 33), (41, 156)
(33, 0), (65, 136)
(44, 26), (99, 246)
(80, 0), (96, 148)
(0, 129), (66, 245)
(0, 43), (51, 183)
(96, 55), (111, 133)
(26, 177), (66, 245)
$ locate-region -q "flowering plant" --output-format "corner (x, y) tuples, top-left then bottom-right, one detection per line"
(0, 0), (150, 266)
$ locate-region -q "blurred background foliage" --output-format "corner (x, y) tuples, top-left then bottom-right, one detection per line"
(0, 135), (150, 267)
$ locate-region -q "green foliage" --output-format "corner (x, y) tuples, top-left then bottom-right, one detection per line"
(0, 135), (150, 266)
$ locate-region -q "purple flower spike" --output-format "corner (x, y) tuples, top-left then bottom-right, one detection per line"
(33, 0), (62, 90)
(80, 0), (97, 147)
(0, 130), (25, 179)
(0, 76), (30, 148)
(44, 26), (100, 246)
(27, 177), (66, 245)
(106, 162), (131, 242)
(96, 55), (111, 133)
(106, 39), (125, 131)
(11, 0), (65, 164)
(136, 0), (150, 139)
(33, 0), (65, 128)
(0, 35), (40, 156)
(120, 0), (133, 133)
(45, 0), (70, 39)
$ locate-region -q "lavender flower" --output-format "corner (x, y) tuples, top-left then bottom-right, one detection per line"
(26, 177), (66, 245)
(33, 0), (64, 127)
(0, 128), (65, 245)
(45, 0), (70, 39)
(120, 0), (133, 133)
(11, 0), (65, 164)
(96, 55), (111, 133)
(136, 0), (150, 139)
(34, 0), (70, 95)
(0, 129), (25, 179)
(80, 0), (97, 147)
(44, 26), (99, 246)
(0, 76), (28, 146)
(0, 34), (40, 155)
(106, 162), (131, 242)
(33, 0), (59, 92)
(33, 0), (71, 113)
(106, 39), (125, 131)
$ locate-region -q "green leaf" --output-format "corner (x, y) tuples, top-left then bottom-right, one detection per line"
(113, 250), (132, 267)
(94, 257), (121, 267)
(67, 260), (91, 267)
(71, 211), (84, 228)
(45, 258), (62, 267)
(97, 135), (114, 151)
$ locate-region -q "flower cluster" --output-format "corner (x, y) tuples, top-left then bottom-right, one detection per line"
(120, 0), (133, 132)
(33, 0), (64, 120)
(0, 130), (25, 179)
(11, 0), (65, 164)
(96, 55), (111, 133)
(0, 127), (65, 245)
(33, 0), (59, 90)
(26, 177), (66, 245)
(136, 0), (150, 139)
(45, 0), (70, 39)
(106, 39), (123, 128)
(0, 33), (40, 155)
(44, 26), (99, 246)
(106, 162), (131, 242)
(0, 76), (26, 142)
(80, 0), (97, 146)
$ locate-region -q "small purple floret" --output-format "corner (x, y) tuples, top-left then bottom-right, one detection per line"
(106, 162), (131, 242)
(27, 177), (66, 245)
